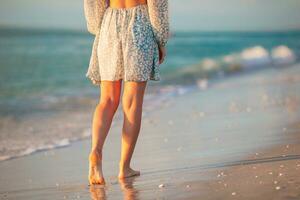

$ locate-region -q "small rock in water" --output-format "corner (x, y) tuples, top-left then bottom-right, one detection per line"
(158, 184), (165, 188)
(278, 173), (283, 177)
(268, 172), (273, 175)
(275, 186), (281, 190)
(231, 192), (236, 195)
(280, 165), (284, 168)
(274, 181), (278, 184)
(186, 184), (191, 188)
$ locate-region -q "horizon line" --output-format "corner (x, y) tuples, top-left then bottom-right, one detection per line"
(1, 24), (300, 34)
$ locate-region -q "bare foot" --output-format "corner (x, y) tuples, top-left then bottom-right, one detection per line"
(89, 151), (105, 185)
(118, 166), (140, 179)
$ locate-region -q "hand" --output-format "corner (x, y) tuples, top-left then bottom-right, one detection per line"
(158, 45), (166, 65)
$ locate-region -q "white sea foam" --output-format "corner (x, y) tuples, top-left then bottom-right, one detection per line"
(240, 46), (272, 68)
(201, 58), (220, 72)
(208, 45), (296, 72)
(223, 53), (240, 63)
(271, 45), (296, 65)
(0, 130), (90, 162)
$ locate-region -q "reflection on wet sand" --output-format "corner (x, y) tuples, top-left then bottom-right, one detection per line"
(89, 184), (106, 200)
(89, 176), (139, 200)
(119, 176), (139, 200)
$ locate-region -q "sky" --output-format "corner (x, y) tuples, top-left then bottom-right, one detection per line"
(0, 0), (300, 32)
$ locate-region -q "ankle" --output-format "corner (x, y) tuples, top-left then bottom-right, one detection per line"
(90, 148), (102, 156)
(89, 150), (102, 165)
(119, 161), (130, 170)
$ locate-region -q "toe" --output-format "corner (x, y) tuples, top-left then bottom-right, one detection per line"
(118, 168), (141, 179)
(132, 169), (140, 176)
(90, 178), (105, 185)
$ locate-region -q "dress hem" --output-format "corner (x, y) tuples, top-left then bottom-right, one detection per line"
(86, 73), (160, 86)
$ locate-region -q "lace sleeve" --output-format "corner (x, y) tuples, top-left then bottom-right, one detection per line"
(147, 0), (170, 47)
(84, 0), (109, 35)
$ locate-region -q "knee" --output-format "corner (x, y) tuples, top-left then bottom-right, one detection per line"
(122, 100), (131, 114)
(98, 97), (120, 113)
(122, 96), (142, 114)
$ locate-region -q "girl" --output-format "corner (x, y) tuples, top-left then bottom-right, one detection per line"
(83, 0), (169, 185)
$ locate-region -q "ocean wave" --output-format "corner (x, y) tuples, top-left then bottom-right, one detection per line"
(271, 45), (297, 65)
(162, 45), (298, 85)
(0, 131), (92, 162)
(0, 140), (70, 161)
(0, 86), (197, 162)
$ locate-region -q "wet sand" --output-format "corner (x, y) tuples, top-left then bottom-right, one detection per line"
(1, 64), (300, 199)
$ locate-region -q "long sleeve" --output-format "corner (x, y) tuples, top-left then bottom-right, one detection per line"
(147, 0), (170, 47)
(84, 0), (109, 35)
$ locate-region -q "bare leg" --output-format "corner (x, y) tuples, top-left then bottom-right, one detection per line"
(118, 81), (147, 179)
(89, 80), (122, 185)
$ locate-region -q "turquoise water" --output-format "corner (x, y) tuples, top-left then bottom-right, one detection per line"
(166, 31), (300, 69)
(1, 28), (300, 100)
(0, 27), (299, 161)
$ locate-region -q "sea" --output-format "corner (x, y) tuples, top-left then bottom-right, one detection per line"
(0, 27), (300, 161)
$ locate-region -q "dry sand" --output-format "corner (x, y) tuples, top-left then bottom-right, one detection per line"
(0, 64), (300, 199)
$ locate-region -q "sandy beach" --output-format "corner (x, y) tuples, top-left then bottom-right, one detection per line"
(1, 63), (300, 199)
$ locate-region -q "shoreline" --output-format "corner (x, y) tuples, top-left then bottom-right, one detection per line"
(1, 63), (297, 163)
(1, 63), (300, 199)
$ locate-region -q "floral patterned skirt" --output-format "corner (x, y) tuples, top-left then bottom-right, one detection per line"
(88, 4), (160, 84)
